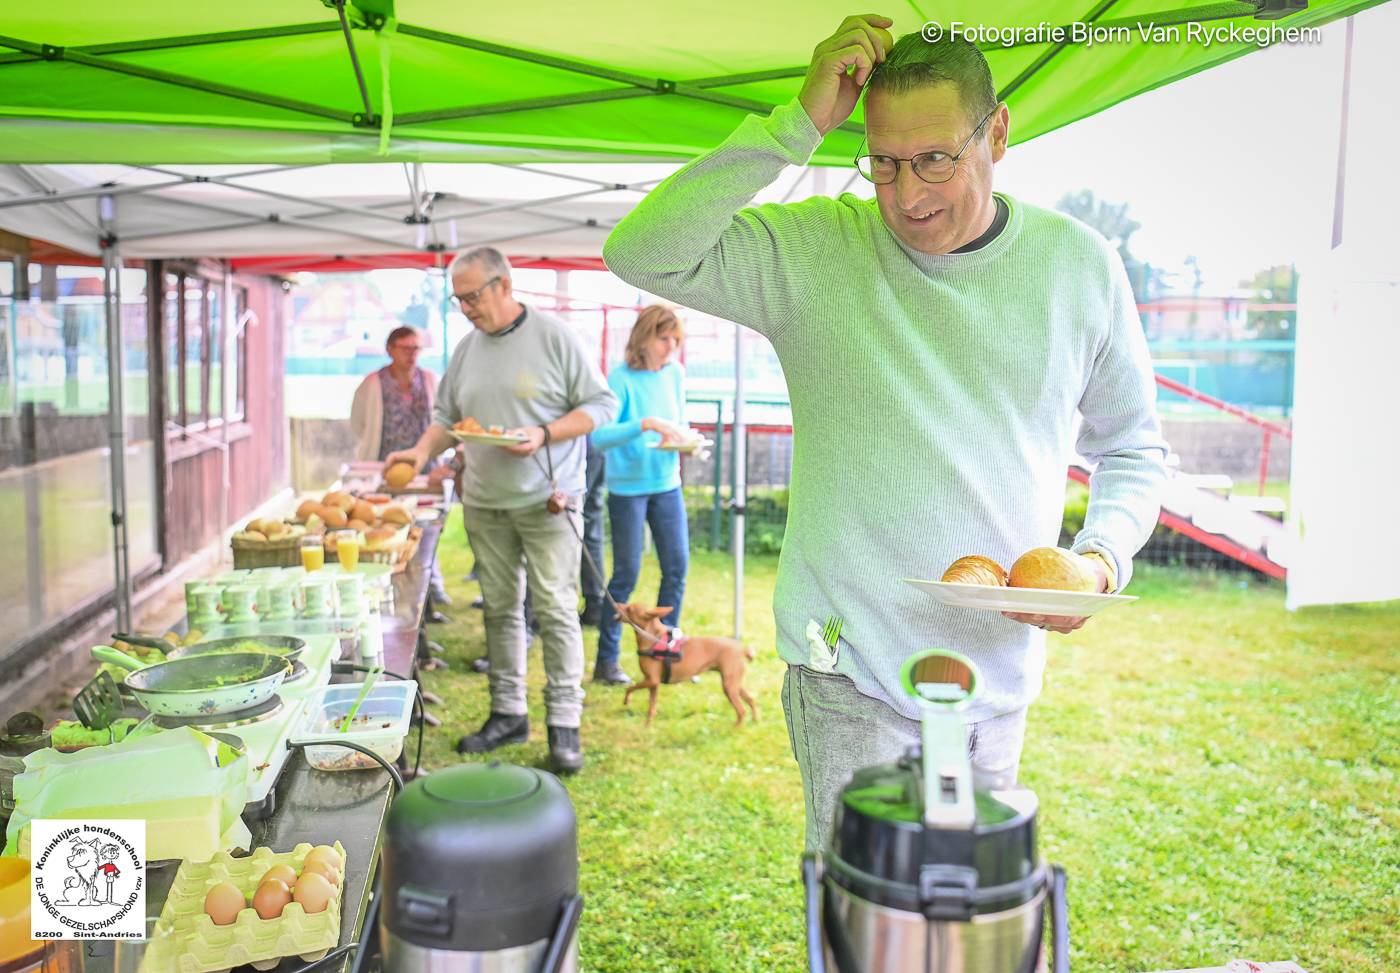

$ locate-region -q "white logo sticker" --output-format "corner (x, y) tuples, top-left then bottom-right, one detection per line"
(30, 820), (146, 940)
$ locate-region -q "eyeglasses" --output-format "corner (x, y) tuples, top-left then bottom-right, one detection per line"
(453, 276), (501, 307)
(854, 105), (1000, 186)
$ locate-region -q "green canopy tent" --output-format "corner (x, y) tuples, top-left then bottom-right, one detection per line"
(0, 0), (1379, 633)
(0, 0), (1381, 165)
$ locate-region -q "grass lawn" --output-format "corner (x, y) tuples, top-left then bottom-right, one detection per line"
(418, 509), (1398, 973)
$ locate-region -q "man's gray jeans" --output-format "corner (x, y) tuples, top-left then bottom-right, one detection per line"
(782, 665), (1028, 851)
(464, 502), (585, 728)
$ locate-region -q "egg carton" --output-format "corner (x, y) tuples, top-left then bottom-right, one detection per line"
(139, 842), (347, 973)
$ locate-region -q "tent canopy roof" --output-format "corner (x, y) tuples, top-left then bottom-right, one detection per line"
(0, 0), (1380, 166)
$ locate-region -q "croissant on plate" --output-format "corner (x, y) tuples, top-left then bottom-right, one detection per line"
(940, 555), (1009, 587)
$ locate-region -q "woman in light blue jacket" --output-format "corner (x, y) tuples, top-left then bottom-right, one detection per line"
(589, 306), (691, 685)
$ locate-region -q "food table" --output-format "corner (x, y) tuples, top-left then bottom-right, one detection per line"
(3, 477), (451, 973)
(78, 757), (393, 973)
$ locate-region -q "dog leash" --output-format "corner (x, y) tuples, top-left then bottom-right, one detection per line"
(530, 448), (667, 649)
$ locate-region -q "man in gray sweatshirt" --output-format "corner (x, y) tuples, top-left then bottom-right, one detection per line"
(387, 246), (618, 774)
(603, 18), (1168, 846)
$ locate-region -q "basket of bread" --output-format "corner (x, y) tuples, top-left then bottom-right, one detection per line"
(231, 518), (309, 569)
(291, 491), (421, 573)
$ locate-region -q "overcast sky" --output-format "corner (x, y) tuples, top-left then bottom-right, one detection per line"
(990, 2), (1396, 293)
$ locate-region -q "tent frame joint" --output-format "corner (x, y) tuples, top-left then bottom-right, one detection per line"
(352, 112), (381, 128)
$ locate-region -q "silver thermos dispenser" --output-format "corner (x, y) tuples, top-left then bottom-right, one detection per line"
(804, 650), (1070, 973)
(380, 761), (582, 973)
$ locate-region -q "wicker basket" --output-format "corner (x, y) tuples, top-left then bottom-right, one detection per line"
(361, 526), (422, 574)
(231, 534), (302, 569)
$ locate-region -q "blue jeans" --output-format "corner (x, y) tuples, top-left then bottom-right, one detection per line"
(596, 487), (690, 666)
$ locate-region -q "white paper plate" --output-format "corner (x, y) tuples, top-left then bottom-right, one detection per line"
(903, 578), (1137, 617)
(450, 430), (530, 445)
(647, 437), (712, 453)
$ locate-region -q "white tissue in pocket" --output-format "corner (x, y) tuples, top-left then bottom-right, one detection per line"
(805, 619), (839, 672)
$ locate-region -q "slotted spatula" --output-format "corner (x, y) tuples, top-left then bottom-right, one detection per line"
(74, 671), (124, 733)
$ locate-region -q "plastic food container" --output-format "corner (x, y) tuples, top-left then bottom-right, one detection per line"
(292, 680), (417, 772)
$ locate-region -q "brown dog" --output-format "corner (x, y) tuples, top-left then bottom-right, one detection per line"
(616, 604), (758, 726)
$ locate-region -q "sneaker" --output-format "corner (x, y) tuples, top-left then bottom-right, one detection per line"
(547, 725), (584, 775)
(592, 661), (632, 686)
(456, 712), (528, 754)
(470, 656), (490, 674)
(429, 585), (453, 607)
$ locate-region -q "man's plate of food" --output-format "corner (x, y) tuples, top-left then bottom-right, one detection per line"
(450, 417), (530, 445)
(904, 549), (1137, 617)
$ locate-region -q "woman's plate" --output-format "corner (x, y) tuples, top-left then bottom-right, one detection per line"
(647, 437), (713, 453)
(902, 578), (1137, 617)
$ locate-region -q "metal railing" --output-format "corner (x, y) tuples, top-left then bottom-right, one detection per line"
(1153, 374), (1292, 495)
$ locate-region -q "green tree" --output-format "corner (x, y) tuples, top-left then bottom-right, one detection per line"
(1239, 264), (1297, 340)
(1055, 190), (1168, 306)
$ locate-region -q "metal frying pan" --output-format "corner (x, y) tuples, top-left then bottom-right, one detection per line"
(90, 647), (291, 718)
(115, 632), (307, 665)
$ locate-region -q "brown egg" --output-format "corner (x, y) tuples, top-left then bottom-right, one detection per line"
(292, 872), (334, 915)
(303, 845), (341, 872)
(301, 859), (341, 887)
(261, 864), (298, 888)
(203, 882), (246, 926)
(251, 879), (292, 920)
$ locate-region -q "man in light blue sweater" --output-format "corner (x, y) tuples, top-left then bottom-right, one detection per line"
(603, 17), (1169, 847)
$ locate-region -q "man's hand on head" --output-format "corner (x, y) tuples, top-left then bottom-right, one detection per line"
(798, 14), (895, 137)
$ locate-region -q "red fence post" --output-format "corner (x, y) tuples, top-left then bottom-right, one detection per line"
(1258, 431), (1272, 496)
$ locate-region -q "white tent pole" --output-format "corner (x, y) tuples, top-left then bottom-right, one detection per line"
(1330, 16), (1354, 250)
(99, 194), (132, 631)
(732, 321), (746, 640)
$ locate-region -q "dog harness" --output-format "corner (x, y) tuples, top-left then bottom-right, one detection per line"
(638, 631), (687, 684)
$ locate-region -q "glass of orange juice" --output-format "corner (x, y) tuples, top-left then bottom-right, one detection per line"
(336, 529), (361, 572)
(300, 535), (325, 572)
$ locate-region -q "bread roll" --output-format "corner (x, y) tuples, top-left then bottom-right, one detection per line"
(380, 504), (412, 526)
(295, 499), (320, 523)
(383, 462), (415, 491)
(320, 506), (348, 529)
(364, 526), (397, 551)
(351, 500), (376, 524)
(322, 491), (356, 513)
(1008, 548), (1100, 592)
(940, 555), (1008, 587)
(347, 518), (369, 532)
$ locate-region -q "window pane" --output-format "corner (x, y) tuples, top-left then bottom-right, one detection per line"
(0, 261), (13, 417)
(184, 278), (204, 423)
(1, 262), (157, 664)
(231, 287), (247, 421)
(209, 286), (222, 423)
(164, 273), (181, 427)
